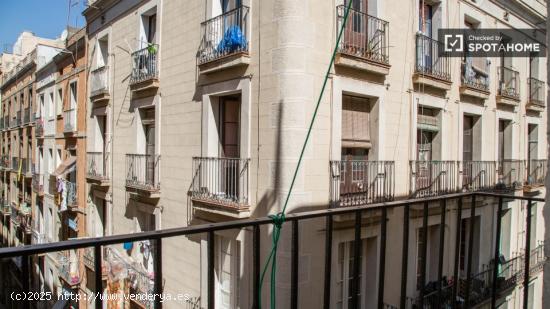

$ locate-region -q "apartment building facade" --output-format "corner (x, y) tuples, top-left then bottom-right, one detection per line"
(79, 0), (548, 308)
(0, 0), (544, 308)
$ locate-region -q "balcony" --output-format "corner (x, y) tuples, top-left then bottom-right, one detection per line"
(31, 229), (47, 245)
(86, 152), (110, 186)
(11, 157), (18, 171)
(526, 159), (547, 188)
(329, 160), (394, 207)
(126, 154), (160, 197)
(23, 107), (31, 125)
(82, 247), (109, 280)
(57, 250), (81, 287)
(15, 110), (21, 127)
(61, 180), (78, 210)
(334, 5), (390, 75)
(460, 57), (490, 99)
(496, 160), (524, 190)
(497, 67), (520, 106)
(527, 77), (545, 111)
(189, 157), (250, 217)
(0, 192), (543, 309)
(63, 109), (77, 133)
(413, 33), (451, 90)
(460, 161), (497, 191)
(0, 155), (9, 169)
(22, 158), (32, 178)
(129, 45), (159, 94)
(35, 118), (44, 137)
(90, 65), (110, 104)
(32, 174), (44, 196)
(198, 6), (250, 74)
(409, 161), (458, 197)
(19, 203), (32, 234)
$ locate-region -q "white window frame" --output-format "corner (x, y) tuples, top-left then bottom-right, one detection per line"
(215, 236), (240, 309)
(335, 239), (367, 309)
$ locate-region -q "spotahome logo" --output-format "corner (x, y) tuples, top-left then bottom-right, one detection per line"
(438, 29), (546, 57)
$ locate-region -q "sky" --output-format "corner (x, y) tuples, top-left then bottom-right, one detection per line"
(0, 0), (86, 53)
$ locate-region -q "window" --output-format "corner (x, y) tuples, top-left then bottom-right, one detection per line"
(527, 282), (535, 309)
(336, 239), (379, 309)
(463, 115), (473, 161)
(528, 124), (538, 161)
(69, 82), (77, 110)
(48, 149), (53, 174)
(219, 97), (240, 158)
(56, 149), (62, 169)
(419, 0), (433, 36)
(57, 88), (63, 116)
(342, 95), (371, 155)
(416, 228), (424, 289)
(39, 94), (44, 118)
(48, 92), (54, 118)
(216, 236), (240, 309)
(137, 210), (156, 232)
(530, 203), (537, 250)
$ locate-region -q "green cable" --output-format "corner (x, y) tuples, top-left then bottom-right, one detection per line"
(258, 1), (354, 308)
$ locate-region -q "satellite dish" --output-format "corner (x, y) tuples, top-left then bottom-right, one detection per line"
(60, 29), (68, 41)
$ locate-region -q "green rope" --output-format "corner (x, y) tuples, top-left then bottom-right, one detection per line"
(258, 1), (354, 308)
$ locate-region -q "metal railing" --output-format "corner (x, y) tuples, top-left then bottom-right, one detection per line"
(461, 161), (497, 191)
(15, 110), (21, 126)
(90, 65), (110, 96)
(498, 66), (520, 99)
(32, 174), (44, 194)
(410, 161), (458, 197)
(462, 57), (490, 91)
(0, 155), (8, 169)
(126, 154), (160, 191)
(528, 77), (545, 106)
(527, 159), (547, 186)
(87, 152), (110, 181)
(130, 44), (159, 85)
(57, 250), (81, 286)
(198, 6), (250, 64)
(11, 157), (18, 170)
(23, 107), (30, 124)
(0, 193), (543, 309)
(415, 33), (451, 81)
(35, 118), (44, 137)
(64, 109), (77, 132)
(336, 5), (389, 64)
(497, 160), (524, 190)
(65, 180), (77, 207)
(190, 157), (250, 207)
(330, 160), (394, 207)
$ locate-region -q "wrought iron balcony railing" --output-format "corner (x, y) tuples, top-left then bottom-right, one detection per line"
(498, 66), (520, 99)
(87, 152), (110, 181)
(23, 107), (30, 124)
(32, 174), (44, 194)
(461, 161), (497, 191)
(0, 155), (9, 169)
(57, 250), (81, 286)
(90, 65), (110, 96)
(497, 160), (524, 190)
(526, 159), (547, 186)
(0, 193), (543, 309)
(528, 77), (545, 107)
(461, 57), (490, 91)
(410, 161), (458, 197)
(329, 160), (394, 207)
(190, 157), (250, 207)
(64, 109), (77, 132)
(130, 45), (159, 85)
(336, 5), (389, 64)
(126, 154), (160, 191)
(35, 118), (44, 137)
(415, 33), (451, 81)
(198, 6), (250, 64)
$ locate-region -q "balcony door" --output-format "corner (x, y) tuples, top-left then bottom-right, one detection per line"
(463, 116), (474, 187)
(145, 124), (156, 186)
(343, 0), (368, 56)
(218, 97), (240, 201)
